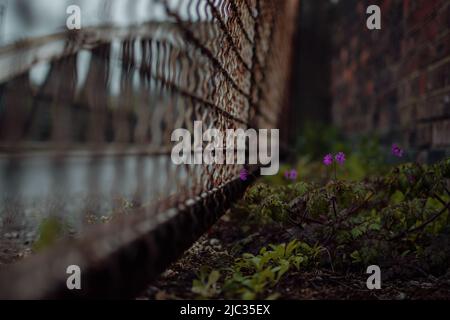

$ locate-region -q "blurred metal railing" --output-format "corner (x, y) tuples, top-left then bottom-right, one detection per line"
(0, 0), (299, 299)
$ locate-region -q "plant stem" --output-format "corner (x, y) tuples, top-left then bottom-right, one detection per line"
(334, 162), (337, 181)
(389, 201), (450, 241)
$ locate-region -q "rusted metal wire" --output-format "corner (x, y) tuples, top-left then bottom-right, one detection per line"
(0, 0), (299, 299)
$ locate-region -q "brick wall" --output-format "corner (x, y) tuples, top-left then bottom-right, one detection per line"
(331, 0), (450, 162)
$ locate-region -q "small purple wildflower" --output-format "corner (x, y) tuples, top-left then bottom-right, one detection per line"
(284, 170), (291, 179)
(323, 154), (333, 166)
(284, 169), (298, 181)
(289, 169), (298, 181)
(239, 168), (248, 181)
(335, 152), (346, 165)
(391, 143), (404, 157)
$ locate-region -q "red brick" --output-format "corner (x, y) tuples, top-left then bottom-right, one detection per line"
(332, 0), (450, 157)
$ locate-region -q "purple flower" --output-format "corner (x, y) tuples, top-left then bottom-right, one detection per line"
(239, 168), (248, 181)
(323, 154), (333, 166)
(284, 170), (291, 179)
(284, 169), (298, 181)
(391, 143), (404, 157)
(335, 152), (346, 165)
(289, 169), (298, 181)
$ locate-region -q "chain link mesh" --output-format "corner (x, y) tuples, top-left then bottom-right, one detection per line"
(0, 0), (299, 298)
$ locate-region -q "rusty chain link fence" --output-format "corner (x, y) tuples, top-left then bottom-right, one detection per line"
(0, 0), (299, 299)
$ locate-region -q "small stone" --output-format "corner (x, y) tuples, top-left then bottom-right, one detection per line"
(395, 292), (406, 300)
(146, 286), (159, 296)
(421, 282), (433, 288)
(155, 291), (171, 300)
(427, 275), (438, 282)
(162, 269), (176, 278)
(209, 238), (220, 246)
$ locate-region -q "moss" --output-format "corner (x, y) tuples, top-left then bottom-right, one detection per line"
(33, 216), (69, 252)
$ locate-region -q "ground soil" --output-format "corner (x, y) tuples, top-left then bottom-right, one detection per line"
(140, 212), (450, 300)
(2, 212), (449, 300)
(0, 233), (33, 266)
